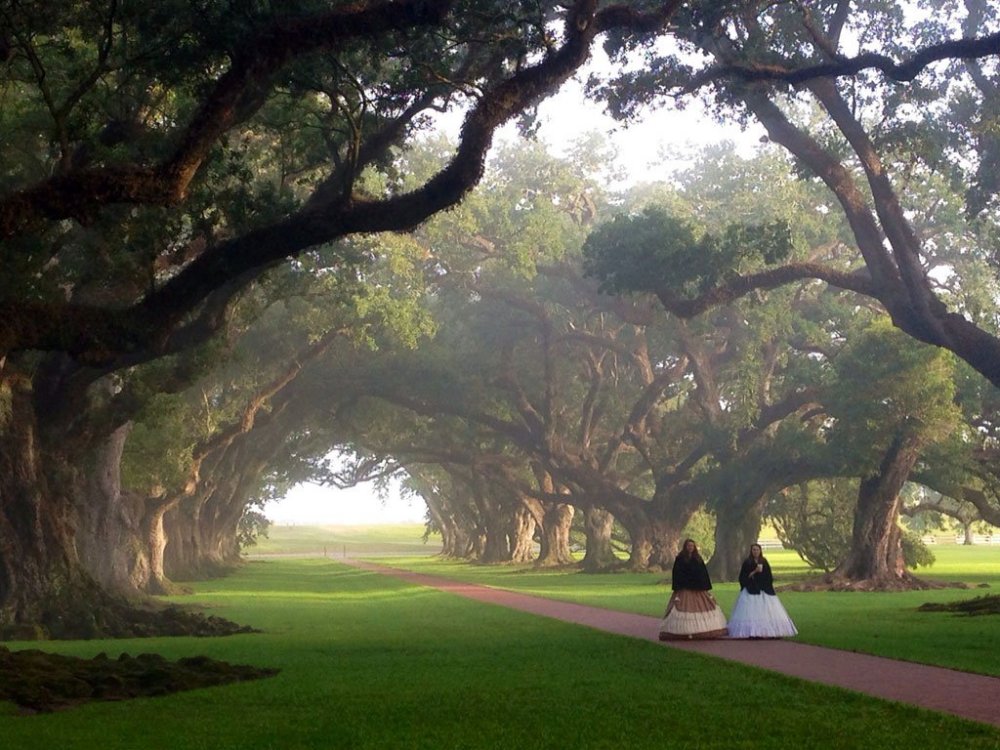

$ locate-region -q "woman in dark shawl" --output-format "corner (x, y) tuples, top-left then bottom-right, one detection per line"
(657, 539), (728, 640)
(727, 543), (797, 639)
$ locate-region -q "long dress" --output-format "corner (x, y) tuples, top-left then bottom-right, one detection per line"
(726, 557), (798, 639)
(658, 554), (728, 640)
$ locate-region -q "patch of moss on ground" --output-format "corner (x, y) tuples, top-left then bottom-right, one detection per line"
(0, 646), (278, 713)
(918, 594), (1000, 616)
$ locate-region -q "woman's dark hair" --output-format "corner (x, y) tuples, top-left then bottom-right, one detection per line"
(680, 538), (702, 562)
(746, 543), (767, 565)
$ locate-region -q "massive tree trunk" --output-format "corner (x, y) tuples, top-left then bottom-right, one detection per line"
(143, 498), (175, 594)
(162, 503), (199, 581)
(162, 413), (287, 581)
(832, 434), (925, 589)
(708, 494), (767, 582)
(201, 450), (269, 569)
(620, 509), (689, 572)
(623, 488), (702, 571)
(163, 475), (242, 581)
(527, 468), (574, 567)
(580, 507), (618, 572)
(75, 423), (156, 594)
(0, 373), (169, 637)
(162, 468), (217, 581)
(0, 379), (95, 637)
(536, 501), (574, 567)
(468, 483), (510, 564)
(645, 516), (687, 571)
(508, 505), (536, 563)
(423, 491), (472, 558)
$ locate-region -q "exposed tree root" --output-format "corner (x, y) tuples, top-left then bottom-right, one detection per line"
(779, 572), (975, 592)
(918, 594), (1000, 616)
(0, 646), (278, 713)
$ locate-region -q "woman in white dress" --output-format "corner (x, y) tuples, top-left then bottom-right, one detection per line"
(727, 543), (797, 639)
(658, 539), (728, 640)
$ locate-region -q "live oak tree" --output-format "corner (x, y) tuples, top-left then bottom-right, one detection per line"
(590, 0), (1000, 386)
(582, 143), (856, 577)
(123, 210), (436, 588)
(0, 0), (683, 634)
(181, 140), (986, 585)
(573, 0), (1000, 584)
(4, 0), (998, 630)
(810, 321), (960, 587)
(361, 141), (830, 572)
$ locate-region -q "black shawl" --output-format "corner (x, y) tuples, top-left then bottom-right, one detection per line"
(738, 557), (776, 595)
(671, 554), (713, 591)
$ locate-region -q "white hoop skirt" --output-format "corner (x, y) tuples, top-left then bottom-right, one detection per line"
(727, 590), (798, 639)
(658, 589), (728, 640)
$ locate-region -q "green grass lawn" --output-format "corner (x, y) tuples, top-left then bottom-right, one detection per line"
(3, 558), (999, 749)
(254, 525), (1000, 675)
(374, 545), (1000, 677)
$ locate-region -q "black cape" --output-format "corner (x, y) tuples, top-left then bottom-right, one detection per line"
(738, 557), (776, 595)
(671, 554), (713, 591)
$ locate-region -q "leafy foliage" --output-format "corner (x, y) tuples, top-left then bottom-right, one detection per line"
(771, 479), (936, 572)
(236, 504), (271, 551)
(581, 206), (792, 297)
(769, 479), (855, 572)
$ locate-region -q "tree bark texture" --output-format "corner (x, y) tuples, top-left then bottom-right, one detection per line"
(536, 502), (575, 567)
(833, 434), (922, 585)
(74, 423), (157, 594)
(423, 489), (472, 558)
(0, 380), (87, 635)
(509, 505), (536, 564)
(620, 509), (691, 572)
(708, 494), (767, 582)
(580, 507), (618, 572)
(0, 377), (150, 637)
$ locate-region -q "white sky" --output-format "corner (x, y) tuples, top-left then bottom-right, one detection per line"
(530, 70), (764, 180)
(265, 477), (425, 525)
(267, 51), (760, 526)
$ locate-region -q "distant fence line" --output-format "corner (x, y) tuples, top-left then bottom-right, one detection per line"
(755, 537), (1000, 549)
(921, 534), (1000, 545)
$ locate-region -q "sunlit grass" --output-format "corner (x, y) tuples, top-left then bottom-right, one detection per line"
(377, 545), (1000, 676)
(3, 558), (998, 749)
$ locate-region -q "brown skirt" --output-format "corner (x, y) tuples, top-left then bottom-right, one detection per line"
(658, 589), (728, 640)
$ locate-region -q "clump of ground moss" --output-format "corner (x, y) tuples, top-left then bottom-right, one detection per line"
(1, 603), (258, 641)
(918, 594), (1000, 616)
(0, 646), (278, 713)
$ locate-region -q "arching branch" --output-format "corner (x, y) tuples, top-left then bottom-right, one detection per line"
(0, 0), (455, 239)
(654, 262), (876, 319)
(680, 31), (1000, 94)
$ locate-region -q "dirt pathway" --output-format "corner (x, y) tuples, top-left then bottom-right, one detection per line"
(346, 560), (1000, 729)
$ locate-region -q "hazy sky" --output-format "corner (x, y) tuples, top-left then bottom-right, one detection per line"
(531, 65), (763, 180)
(265, 479), (425, 526)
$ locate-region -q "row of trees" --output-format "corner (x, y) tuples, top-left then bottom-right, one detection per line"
(292, 137), (995, 588)
(2, 0), (1000, 636)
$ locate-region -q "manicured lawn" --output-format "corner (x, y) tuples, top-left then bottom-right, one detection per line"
(377, 546), (1000, 676)
(3, 558), (999, 749)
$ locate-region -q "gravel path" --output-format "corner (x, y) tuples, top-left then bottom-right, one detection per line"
(347, 560), (1000, 728)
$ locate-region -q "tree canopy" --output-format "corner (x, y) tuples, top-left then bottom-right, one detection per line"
(4, 0), (1000, 634)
